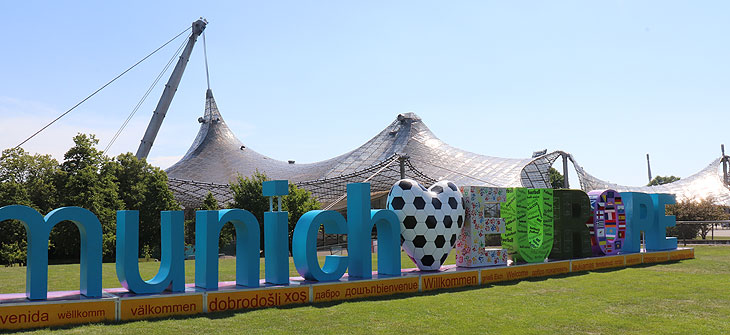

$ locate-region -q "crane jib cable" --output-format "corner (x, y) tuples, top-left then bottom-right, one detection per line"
(103, 33), (190, 154)
(15, 25), (193, 149)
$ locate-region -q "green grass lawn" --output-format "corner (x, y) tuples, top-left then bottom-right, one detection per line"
(702, 235), (730, 240)
(0, 252), (428, 294)
(4, 246), (730, 334)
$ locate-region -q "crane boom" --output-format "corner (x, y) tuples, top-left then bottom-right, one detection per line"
(135, 19), (207, 160)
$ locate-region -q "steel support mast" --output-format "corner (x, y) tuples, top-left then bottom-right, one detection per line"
(136, 19), (207, 160)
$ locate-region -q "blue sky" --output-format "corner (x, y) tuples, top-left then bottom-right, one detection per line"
(1, 1), (728, 187)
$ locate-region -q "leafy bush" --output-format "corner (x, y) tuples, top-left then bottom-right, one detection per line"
(0, 240), (27, 267)
(230, 171), (320, 254)
(666, 197), (729, 240)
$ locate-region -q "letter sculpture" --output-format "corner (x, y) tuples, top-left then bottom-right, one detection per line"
(263, 180), (290, 285)
(550, 190), (593, 259)
(195, 209), (260, 290)
(501, 188), (554, 263)
(116, 210), (185, 293)
(646, 194), (678, 251)
(456, 186), (509, 267)
(586, 190), (626, 255)
(292, 210), (349, 281)
(386, 179), (465, 271)
(0, 205), (102, 300)
(347, 183), (401, 279)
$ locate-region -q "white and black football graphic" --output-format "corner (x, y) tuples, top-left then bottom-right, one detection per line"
(386, 179), (465, 271)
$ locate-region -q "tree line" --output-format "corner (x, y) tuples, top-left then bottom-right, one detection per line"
(0, 134), (319, 266)
(3, 135), (724, 266)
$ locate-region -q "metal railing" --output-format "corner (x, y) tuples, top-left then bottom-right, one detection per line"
(674, 220), (730, 245)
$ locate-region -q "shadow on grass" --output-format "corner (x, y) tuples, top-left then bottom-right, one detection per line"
(9, 260), (689, 333)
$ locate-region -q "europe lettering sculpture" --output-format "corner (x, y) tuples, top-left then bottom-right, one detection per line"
(0, 180), (677, 300)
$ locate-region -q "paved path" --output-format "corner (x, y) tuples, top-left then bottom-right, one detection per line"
(708, 227), (730, 237)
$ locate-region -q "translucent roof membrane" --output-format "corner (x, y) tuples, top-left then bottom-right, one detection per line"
(166, 91), (730, 208)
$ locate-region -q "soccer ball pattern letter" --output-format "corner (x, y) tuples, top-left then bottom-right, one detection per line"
(387, 179), (465, 271)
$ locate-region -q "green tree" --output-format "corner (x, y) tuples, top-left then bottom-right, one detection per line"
(202, 192), (219, 210)
(110, 152), (180, 257)
(0, 147), (60, 212)
(183, 192), (224, 253)
(0, 240), (27, 267)
(230, 172), (268, 253)
(281, 183), (321, 252)
(666, 197), (729, 240)
(648, 175), (680, 186)
(0, 133), (184, 264)
(549, 167), (564, 189)
(0, 148), (60, 265)
(0, 180), (31, 266)
(230, 171), (269, 223)
(55, 134), (122, 260)
(203, 192), (235, 251)
(229, 171), (320, 254)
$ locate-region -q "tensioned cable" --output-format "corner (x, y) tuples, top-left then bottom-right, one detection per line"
(203, 31), (211, 90)
(15, 25), (193, 149)
(319, 156), (498, 210)
(103, 33), (190, 155)
(322, 157), (399, 210)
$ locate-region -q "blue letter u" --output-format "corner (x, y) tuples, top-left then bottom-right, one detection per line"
(116, 210), (185, 294)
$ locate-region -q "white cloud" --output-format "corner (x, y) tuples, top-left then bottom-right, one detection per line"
(0, 96), (58, 116)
